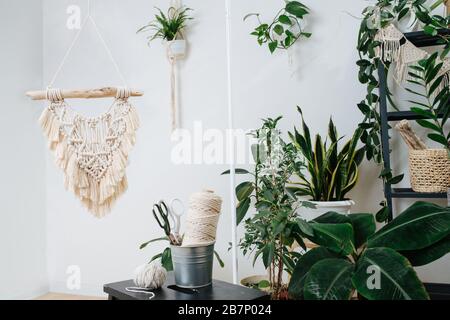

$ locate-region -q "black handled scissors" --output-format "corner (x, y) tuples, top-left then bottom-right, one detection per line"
(152, 200), (180, 245)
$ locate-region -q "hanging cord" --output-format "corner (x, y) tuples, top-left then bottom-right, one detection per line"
(48, 0), (127, 88)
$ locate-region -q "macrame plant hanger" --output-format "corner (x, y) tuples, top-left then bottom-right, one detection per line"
(26, 0), (143, 218)
(166, 0), (185, 132)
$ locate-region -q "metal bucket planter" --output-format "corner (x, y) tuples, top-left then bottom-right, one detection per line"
(171, 242), (214, 288)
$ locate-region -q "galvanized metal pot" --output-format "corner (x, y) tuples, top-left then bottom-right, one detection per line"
(171, 242), (215, 288)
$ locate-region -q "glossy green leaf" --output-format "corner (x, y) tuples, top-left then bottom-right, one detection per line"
(273, 24), (284, 35)
(221, 168), (250, 175)
(353, 247), (429, 300)
(308, 223), (355, 255)
(288, 247), (338, 299)
(268, 41), (278, 53)
(304, 259), (354, 300)
(161, 247), (173, 271)
(236, 181), (254, 201)
(401, 235), (450, 267)
(348, 213), (376, 249)
(236, 197), (250, 225)
(297, 218), (314, 237)
(285, 1), (309, 18)
(368, 202), (450, 251)
(313, 211), (351, 224)
(278, 14), (292, 25)
(262, 243), (275, 269)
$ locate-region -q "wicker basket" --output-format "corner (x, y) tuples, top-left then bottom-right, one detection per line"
(409, 149), (450, 193)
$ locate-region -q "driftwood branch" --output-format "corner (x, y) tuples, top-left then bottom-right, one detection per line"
(26, 87), (144, 100)
(395, 120), (427, 150)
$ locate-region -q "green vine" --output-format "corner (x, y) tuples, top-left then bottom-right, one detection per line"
(356, 0), (450, 222)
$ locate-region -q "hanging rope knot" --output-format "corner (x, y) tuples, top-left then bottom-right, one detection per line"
(115, 87), (131, 101)
(46, 88), (64, 103)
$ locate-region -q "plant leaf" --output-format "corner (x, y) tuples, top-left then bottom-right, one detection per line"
(353, 247), (429, 300)
(161, 247), (173, 271)
(303, 258), (354, 300)
(236, 181), (254, 201)
(307, 223), (355, 256)
(221, 168), (250, 175)
(139, 236), (169, 249)
(348, 213), (376, 249)
(401, 234), (450, 267)
(368, 202), (450, 251)
(236, 197), (251, 225)
(288, 247), (338, 299)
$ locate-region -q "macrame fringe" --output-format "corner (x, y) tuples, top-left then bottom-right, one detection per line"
(39, 102), (139, 218)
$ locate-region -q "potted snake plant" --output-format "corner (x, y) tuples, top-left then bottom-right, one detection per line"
(288, 107), (365, 220)
(137, 5), (193, 59)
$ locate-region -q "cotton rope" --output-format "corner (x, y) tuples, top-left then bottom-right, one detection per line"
(182, 190), (223, 246)
(39, 87), (139, 217)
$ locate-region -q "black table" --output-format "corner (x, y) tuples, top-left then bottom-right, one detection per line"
(104, 273), (269, 300)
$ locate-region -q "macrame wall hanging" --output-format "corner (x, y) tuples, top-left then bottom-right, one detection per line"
(26, 0), (143, 217)
(375, 23), (450, 95)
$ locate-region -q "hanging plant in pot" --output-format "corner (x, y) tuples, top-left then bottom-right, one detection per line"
(287, 107), (366, 221)
(222, 116), (315, 299)
(244, 1), (311, 54)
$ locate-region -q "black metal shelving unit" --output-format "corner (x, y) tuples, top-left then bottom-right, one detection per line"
(378, 30), (449, 221)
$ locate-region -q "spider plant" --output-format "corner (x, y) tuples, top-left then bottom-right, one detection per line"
(288, 107), (365, 202)
(137, 6), (193, 44)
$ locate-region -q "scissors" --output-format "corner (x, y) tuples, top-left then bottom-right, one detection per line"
(152, 198), (185, 245)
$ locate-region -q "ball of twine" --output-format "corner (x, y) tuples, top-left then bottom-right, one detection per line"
(133, 260), (167, 289)
(182, 190), (222, 246)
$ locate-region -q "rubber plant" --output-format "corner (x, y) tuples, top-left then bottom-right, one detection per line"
(356, 0), (450, 222)
(137, 5), (193, 44)
(222, 116), (313, 299)
(244, 1), (311, 54)
(287, 107), (366, 201)
(288, 201), (450, 300)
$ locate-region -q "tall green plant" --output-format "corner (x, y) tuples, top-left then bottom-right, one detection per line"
(288, 201), (450, 300)
(356, 0), (450, 222)
(288, 107), (365, 201)
(244, 1), (311, 54)
(407, 53), (450, 153)
(137, 6), (193, 44)
(222, 116), (312, 299)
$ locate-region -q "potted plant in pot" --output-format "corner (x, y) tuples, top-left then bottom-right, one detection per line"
(137, 5), (192, 59)
(222, 116), (314, 299)
(288, 107), (365, 220)
(288, 201), (450, 300)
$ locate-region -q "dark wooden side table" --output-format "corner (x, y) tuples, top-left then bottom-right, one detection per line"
(104, 273), (269, 300)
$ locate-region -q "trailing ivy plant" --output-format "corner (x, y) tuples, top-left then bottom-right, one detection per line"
(288, 201), (450, 300)
(222, 116), (313, 299)
(356, 0), (450, 222)
(244, 1), (311, 54)
(407, 53), (450, 154)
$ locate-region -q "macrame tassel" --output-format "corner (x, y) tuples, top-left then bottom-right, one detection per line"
(39, 87), (140, 218)
(374, 24), (403, 62)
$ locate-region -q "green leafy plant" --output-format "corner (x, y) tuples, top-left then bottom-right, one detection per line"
(244, 1), (311, 54)
(407, 52), (450, 153)
(222, 116), (312, 299)
(139, 237), (225, 272)
(137, 6), (193, 44)
(288, 107), (365, 201)
(356, 0), (450, 222)
(288, 201), (450, 300)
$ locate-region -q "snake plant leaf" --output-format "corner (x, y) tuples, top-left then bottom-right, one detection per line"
(288, 247), (339, 299)
(401, 234), (450, 267)
(235, 181), (254, 201)
(303, 258), (354, 300)
(348, 213), (376, 249)
(161, 247), (173, 271)
(312, 211), (351, 224)
(307, 223), (355, 256)
(353, 247), (429, 300)
(236, 197), (251, 225)
(367, 202), (450, 251)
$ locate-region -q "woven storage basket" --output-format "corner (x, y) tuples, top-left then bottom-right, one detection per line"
(409, 149), (450, 193)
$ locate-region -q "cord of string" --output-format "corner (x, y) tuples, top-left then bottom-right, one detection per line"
(47, 0), (128, 89)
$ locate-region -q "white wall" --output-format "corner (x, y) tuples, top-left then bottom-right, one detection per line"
(3, 0), (443, 298)
(0, 0), (48, 299)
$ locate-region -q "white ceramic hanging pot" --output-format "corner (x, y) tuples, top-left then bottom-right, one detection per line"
(298, 200), (355, 221)
(166, 39), (187, 59)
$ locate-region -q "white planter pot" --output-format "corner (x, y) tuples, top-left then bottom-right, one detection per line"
(166, 39), (187, 59)
(298, 200), (355, 221)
